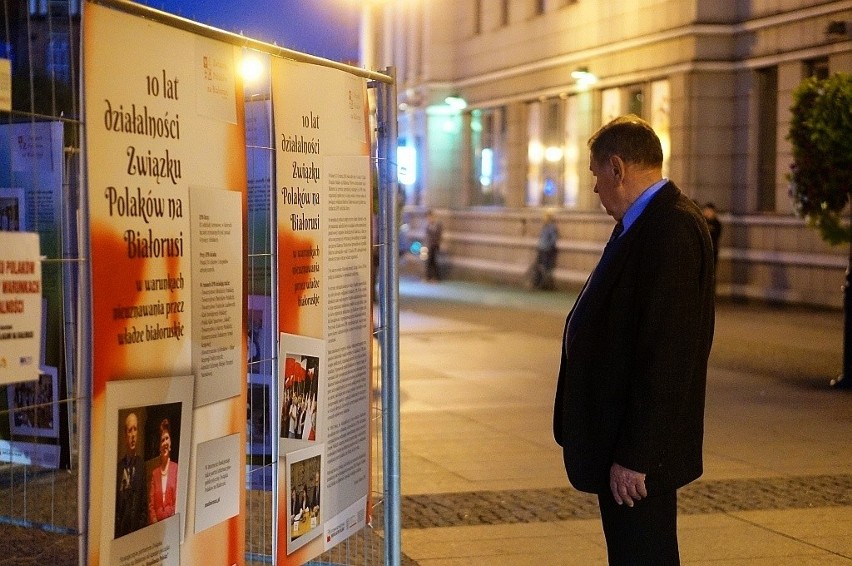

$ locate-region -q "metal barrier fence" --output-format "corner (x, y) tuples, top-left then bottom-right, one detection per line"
(0, 1), (400, 564)
(0, 5), (84, 566)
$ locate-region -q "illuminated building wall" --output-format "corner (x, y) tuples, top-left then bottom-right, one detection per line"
(364, 0), (852, 307)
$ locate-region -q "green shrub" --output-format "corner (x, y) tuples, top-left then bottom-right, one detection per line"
(788, 73), (852, 245)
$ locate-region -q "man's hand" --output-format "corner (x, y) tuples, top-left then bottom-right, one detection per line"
(609, 462), (647, 507)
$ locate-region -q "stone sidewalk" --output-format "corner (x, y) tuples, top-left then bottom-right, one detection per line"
(393, 278), (852, 565)
(1, 278), (850, 564)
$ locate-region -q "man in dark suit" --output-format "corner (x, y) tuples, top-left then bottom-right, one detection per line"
(115, 411), (147, 538)
(553, 115), (715, 565)
(309, 470), (321, 511)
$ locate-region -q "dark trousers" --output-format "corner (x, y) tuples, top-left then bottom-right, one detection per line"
(531, 249), (556, 289)
(425, 247), (440, 280)
(597, 490), (680, 566)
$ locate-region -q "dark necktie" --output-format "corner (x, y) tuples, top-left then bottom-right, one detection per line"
(609, 221), (624, 242)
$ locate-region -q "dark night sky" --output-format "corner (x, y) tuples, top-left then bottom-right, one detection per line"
(133, 0), (361, 63)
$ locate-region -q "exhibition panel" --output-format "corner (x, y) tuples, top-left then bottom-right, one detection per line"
(0, 1), (399, 564)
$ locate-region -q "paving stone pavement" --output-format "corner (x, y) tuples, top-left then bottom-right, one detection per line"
(383, 474), (852, 531)
(2, 278), (851, 564)
(7, 472), (847, 564)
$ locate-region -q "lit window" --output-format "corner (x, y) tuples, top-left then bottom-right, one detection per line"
(29, 0), (47, 16)
(470, 107), (506, 206)
(527, 98), (566, 206)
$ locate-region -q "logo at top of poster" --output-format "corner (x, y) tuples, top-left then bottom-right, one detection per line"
(13, 129), (52, 171)
(194, 38), (237, 123)
(201, 53), (231, 98)
(349, 87), (364, 116)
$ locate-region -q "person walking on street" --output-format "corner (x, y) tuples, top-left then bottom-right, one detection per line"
(424, 209), (443, 281)
(531, 211), (559, 289)
(553, 115), (716, 565)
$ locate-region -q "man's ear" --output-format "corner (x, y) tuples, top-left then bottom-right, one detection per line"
(609, 155), (624, 179)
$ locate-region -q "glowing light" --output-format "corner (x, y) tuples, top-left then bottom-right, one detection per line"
(528, 141), (544, 164)
(565, 140), (579, 206)
(571, 67), (598, 91)
(544, 178), (556, 196)
(397, 145), (417, 186)
(444, 95), (468, 111)
(240, 54), (265, 84)
(544, 145), (564, 162)
(480, 148), (493, 187)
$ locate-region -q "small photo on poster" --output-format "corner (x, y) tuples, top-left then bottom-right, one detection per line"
(7, 366), (59, 438)
(284, 444), (323, 555)
(113, 401), (184, 539)
(247, 373), (274, 457)
(247, 294), (273, 376)
(101, 375), (193, 560)
(279, 334), (323, 454)
(0, 187), (25, 231)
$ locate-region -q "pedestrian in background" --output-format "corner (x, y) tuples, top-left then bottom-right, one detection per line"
(553, 115), (715, 565)
(702, 202), (722, 267)
(530, 210), (559, 289)
(424, 209), (443, 281)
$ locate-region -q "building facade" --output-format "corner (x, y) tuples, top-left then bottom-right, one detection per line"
(363, 0), (852, 307)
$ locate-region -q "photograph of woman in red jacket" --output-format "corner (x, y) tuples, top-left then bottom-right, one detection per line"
(148, 418), (178, 524)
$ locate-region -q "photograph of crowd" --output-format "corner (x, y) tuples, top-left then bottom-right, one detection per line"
(7, 367), (59, 438)
(280, 354), (319, 442)
(288, 453), (321, 542)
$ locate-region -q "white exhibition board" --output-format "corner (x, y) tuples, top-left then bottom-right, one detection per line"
(83, 3), (247, 564)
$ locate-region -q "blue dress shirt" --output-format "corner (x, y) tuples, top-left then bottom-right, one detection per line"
(619, 178), (668, 237)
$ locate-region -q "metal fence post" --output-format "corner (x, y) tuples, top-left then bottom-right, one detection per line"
(375, 67), (401, 566)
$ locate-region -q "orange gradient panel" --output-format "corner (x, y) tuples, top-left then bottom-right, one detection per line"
(229, 379), (248, 560)
(226, 89), (249, 192)
(90, 224), (189, 386)
(278, 229), (320, 337)
(90, 224), (145, 395)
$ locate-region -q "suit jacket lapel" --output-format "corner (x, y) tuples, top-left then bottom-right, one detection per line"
(591, 182), (679, 293)
(564, 182), (681, 350)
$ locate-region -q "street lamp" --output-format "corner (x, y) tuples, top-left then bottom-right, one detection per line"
(444, 95), (467, 111)
(571, 66), (598, 90)
(240, 53), (265, 84)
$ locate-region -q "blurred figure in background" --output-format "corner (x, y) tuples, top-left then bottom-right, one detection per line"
(702, 202), (722, 267)
(529, 211), (559, 290)
(424, 209), (443, 282)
